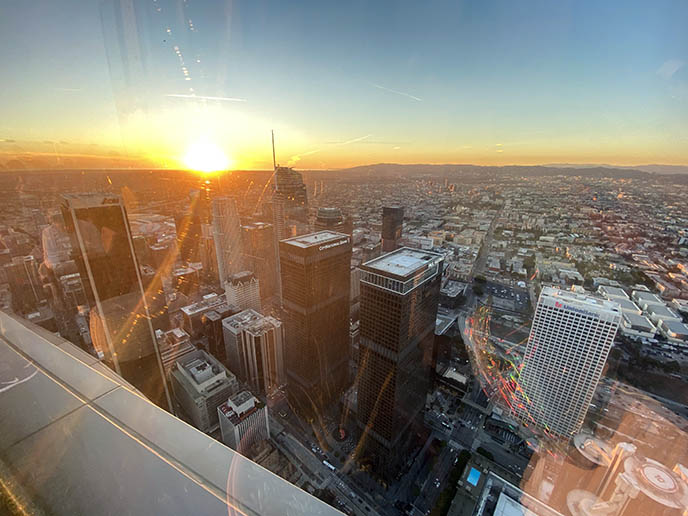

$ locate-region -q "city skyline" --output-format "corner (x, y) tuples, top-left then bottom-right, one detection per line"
(1, 0), (687, 170)
(2, 2), (688, 514)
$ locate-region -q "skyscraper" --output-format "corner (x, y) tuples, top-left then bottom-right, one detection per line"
(218, 390), (270, 455)
(224, 271), (261, 312)
(514, 287), (621, 437)
(212, 197), (244, 285)
(274, 166), (308, 211)
(279, 231), (351, 413)
(170, 349), (240, 433)
(356, 247), (443, 476)
(222, 309), (286, 395)
(61, 193), (172, 410)
(313, 207), (352, 235)
(4, 255), (45, 315)
(381, 206), (404, 252)
(174, 189), (210, 264)
(241, 222), (279, 304)
(272, 166), (309, 241)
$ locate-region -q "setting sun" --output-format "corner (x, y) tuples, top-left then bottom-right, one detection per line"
(183, 141), (233, 173)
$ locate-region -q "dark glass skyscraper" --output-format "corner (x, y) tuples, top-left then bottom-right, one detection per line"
(61, 193), (172, 411)
(272, 166), (309, 241)
(356, 247), (443, 477)
(241, 222), (278, 305)
(279, 231), (351, 414)
(381, 206), (404, 252)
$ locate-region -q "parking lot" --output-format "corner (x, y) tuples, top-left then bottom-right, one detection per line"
(482, 281), (530, 313)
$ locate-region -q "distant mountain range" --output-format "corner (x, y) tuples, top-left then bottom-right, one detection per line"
(544, 163), (688, 175)
(311, 163), (688, 184)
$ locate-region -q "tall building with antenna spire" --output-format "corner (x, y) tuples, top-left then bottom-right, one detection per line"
(269, 132), (309, 241)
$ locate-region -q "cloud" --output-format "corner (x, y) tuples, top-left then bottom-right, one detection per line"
(165, 93), (247, 102)
(333, 134), (372, 146)
(288, 149), (319, 166)
(372, 83), (423, 102)
(657, 59), (685, 80)
(55, 87), (82, 92)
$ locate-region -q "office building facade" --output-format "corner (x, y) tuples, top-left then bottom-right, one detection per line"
(218, 390), (270, 454)
(201, 303), (239, 363)
(61, 193), (172, 410)
(356, 247), (444, 475)
(4, 255), (45, 315)
(241, 222), (279, 304)
(222, 309), (285, 395)
(170, 349), (240, 433)
(381, 206), (404, 252)
(224, 271), (261, 312)
(212, 197), (244, 285)
(279, 231), (351, 413)
(514, 287), (621, 437)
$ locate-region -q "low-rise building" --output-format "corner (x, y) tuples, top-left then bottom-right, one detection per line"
(671, 298), (688, 317)
(218, 390), (269, 454)
(645, 304), (682, 326)
(619, 312), (656, 340)
(597, 285), (629, 300)
(631, 290), (664, 311)
(613, 298), (643, 315)
(657, 320), (688, 345)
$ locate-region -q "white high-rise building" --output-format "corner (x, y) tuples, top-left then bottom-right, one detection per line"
(212, 197), (244, 285)
(224, 271), (261, 312)
(514, 287), (621, 437)
(222, 309), (285, 395)
(218, 390), (270, 454)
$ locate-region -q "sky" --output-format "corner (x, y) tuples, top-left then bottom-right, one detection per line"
(1, 0), (687, 170)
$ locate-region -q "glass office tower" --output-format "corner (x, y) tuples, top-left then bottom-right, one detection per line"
(279, 231), (351, 414)
(61, 193), (172, 410)
(356, 247), (443, 477)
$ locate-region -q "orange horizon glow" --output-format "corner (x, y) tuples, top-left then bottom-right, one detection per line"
(2, 132), (688, 172)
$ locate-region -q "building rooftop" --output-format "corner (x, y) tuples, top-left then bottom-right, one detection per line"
(0, 310), (338, 516)
(181, 293), (224, 316)
(671, 298), (688, 314)
(173, 349), (236, 397)
(615, 298), (642, 313)
(646, 304), (680, 318)
(362, 247), (442, 278)
(632, 290), (664, 304)
(219, 391), (261, 425)
(541, 286), (621, 314)
(281, 230), (349, 248)
(622, 312), (655, 330)
(660, 319), (688, 336)
(61, 192), (124, 208)
(227, 270), (256, 285)
(222, 309), (280, 335)
(598, 285), (629, 299)
(441, 280), (468, 297)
